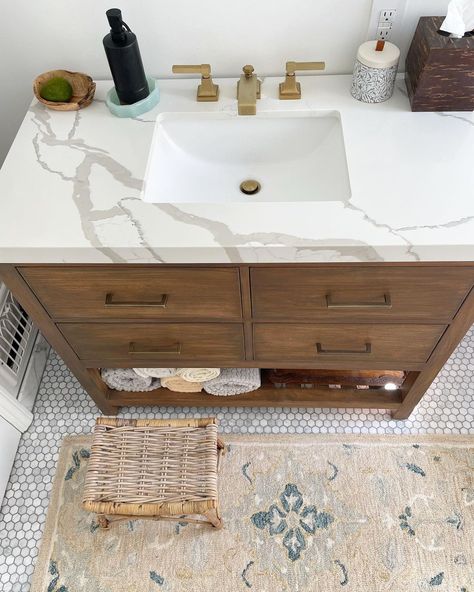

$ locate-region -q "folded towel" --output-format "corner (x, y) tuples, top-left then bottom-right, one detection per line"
(176, 368), (221, 383)
(133, 368), (177, 379)
(161, 375), (203, 393)
(204, 368), (261, 396)
(101, 368), (160, 392)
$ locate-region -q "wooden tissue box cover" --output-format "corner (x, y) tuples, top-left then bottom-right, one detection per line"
(405, 16), (474, 111)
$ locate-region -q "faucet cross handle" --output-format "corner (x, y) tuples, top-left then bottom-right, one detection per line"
(172, 63), (219, 102)
(279, 60), (326, 100)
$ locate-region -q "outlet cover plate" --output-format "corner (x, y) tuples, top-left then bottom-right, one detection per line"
(367, 0), (406, 41)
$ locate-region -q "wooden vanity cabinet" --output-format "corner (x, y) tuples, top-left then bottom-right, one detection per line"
(1, 263), (473, 419)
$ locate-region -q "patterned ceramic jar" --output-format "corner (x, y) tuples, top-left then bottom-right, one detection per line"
(351, 40), (400, 103)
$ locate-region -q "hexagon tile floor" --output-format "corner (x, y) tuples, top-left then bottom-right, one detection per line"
(1, 326), (473, 591)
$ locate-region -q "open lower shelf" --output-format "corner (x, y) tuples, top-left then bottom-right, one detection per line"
(98, 368), (409, 411)
(106, 384), (403, 410)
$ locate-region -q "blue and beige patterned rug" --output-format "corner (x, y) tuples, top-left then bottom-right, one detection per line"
(31, 434), (474, 592)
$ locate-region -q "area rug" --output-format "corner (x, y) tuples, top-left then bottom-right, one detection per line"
(31, 434), (474, 592)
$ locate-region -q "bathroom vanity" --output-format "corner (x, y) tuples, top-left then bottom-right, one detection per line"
(0, 75), (472, 419)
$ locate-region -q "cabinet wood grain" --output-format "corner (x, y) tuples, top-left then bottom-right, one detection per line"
(59, 322), (245, 364)
(106, 383), (403, 410)
(253, 323), (446, 364)
(1, 261), (472, 418)
(20, 267), (242, 321)
(251, 267), (474, 322)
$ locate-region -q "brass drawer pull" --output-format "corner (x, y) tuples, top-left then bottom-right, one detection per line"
(316, 342), (372, 355)
(325, 293), (391, 309)
(105, 293), (168, 308)
(128, 342), (181, 356)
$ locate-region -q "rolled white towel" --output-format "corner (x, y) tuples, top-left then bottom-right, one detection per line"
(176, 368), (221, 383)
(101, 368), (160, 392)
(133, 368), (177, 379)
(204, 368), (261, 396)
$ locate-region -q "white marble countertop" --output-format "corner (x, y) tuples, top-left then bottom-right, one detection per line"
(0, 75), (473, 264)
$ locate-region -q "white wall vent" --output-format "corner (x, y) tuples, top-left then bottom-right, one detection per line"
(0, 283), (37, 399)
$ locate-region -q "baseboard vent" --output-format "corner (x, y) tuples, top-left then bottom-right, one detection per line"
(0, 283), (37, 398)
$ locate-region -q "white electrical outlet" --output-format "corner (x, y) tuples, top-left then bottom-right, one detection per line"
(377, 25), (392, 41)
(376, 8), (397, 40)
(377, 26), (392, 40)
(380, 9), (397, 23)
(367, 0), (406, 42)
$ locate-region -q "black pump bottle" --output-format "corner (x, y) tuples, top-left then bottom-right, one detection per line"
(103, 8), (149, 104)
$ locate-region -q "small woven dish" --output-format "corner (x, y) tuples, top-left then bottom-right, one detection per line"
(33, 70), (96, 111)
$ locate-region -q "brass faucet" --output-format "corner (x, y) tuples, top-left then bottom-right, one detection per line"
(237, 65), (261, 115)
(279, 61), (325, 100)
(172, 64), (219, 102)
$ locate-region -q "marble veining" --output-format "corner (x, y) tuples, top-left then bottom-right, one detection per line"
(0, 75), (472, 264)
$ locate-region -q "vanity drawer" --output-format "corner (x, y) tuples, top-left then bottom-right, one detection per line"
(59, 322), (245, 363)
(253, 323), (446, 364)
(251, 266), (474, 322)
(21, 267), (242, 320)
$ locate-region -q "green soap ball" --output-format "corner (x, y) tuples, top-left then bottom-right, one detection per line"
(40, 77), (73, 102)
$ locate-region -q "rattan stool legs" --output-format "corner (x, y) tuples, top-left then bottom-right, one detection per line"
(96, 506), (223, 530)
(204, 508), (222, 529)
(83, 417), (224, 530)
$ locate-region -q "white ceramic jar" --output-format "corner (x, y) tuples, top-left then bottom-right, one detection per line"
(351, 40), (400, 103)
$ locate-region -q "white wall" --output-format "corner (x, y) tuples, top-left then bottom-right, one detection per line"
(0, 0), (449, 166)
(398, 0), (451, 62)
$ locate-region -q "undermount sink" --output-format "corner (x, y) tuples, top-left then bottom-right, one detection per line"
(142, 111), (351, 204)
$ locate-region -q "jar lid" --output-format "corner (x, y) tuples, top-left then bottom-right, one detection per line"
(357, 40), (400, 68)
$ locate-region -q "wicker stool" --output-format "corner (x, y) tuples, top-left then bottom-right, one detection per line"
(82, 417), (224, 529)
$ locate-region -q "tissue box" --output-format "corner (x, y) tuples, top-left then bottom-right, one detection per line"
(405, 16), (474, 111)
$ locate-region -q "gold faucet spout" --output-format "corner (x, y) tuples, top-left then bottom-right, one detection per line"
(237, 65), (261, 116)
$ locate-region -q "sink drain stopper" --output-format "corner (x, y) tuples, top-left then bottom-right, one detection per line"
(240, 179), (261, 195)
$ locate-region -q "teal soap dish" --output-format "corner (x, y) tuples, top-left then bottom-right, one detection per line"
(106, 77), (159, 118)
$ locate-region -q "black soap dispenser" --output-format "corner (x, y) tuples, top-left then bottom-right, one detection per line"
(103, 8), (149, 105)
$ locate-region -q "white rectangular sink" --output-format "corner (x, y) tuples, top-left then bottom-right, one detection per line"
(142, 111), (351, 204)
